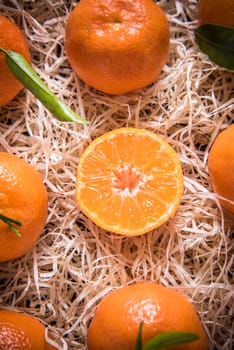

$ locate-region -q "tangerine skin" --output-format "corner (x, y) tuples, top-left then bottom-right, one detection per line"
(0, 310), (57, 349)
(0, 15), (31, 107)
(208, 124), (234, 214)
(0, 152), (48, 262)
(65, 0), (169, 95)
(198, 0), (234, 27)
(87, 283), (208, 350)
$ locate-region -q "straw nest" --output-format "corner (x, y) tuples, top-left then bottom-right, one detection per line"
(0, 1), (233, 349)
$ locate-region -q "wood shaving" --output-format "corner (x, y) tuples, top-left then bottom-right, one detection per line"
(0, 1), (233, 349)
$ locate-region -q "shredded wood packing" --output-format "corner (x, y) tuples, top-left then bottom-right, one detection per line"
(0, 1), (233, 349)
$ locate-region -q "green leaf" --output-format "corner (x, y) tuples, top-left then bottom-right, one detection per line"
(0, 48), (88, 124)
(0, 213), (22, 237)
(135, 322), (144, 350)
(195, 24), (234, 70)
(142, 331), (200, 350)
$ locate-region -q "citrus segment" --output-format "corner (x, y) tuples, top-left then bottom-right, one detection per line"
(75, 128), (184, 236)
(65, 0), (169, 94)
(87, 282), (208, 350)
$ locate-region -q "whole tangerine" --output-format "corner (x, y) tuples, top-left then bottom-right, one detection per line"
(0, 15), (31, 107)
(65, 0), (169, 95)
(0, 310), (57, 349)
(0, 152), (48, 262)
(208, 124), (234, 214)
(198, 0), (234, 27)
(87, 282), (208, 350)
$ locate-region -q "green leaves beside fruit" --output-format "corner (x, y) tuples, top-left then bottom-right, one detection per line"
(135, 322), (200, 350)
(0, 213), (22, 236)
(0, 48), (88, 124)
(195, 24), (234, 70)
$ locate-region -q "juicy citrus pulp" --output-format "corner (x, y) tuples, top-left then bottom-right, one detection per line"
(75, 128), (184, 236)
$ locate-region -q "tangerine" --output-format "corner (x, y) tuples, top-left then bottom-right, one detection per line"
(0, 309), (57, 349)
(0, 15), (31, 107)
(198, 0), (234, 27)
(87, 282), (208, 350)
(65, 0), (169, 95)
(208, 124), (234, 214)
(75, 128), (184, 236)
(0, 152), (48, 262)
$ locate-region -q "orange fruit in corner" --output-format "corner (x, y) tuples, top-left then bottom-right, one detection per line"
(87, 282), (208, 350)
(0, 152), (48, 262)
(75, 128), (184, 236)
(198, 0), (234, 27)
(0, 15), (31, 107)
(65, 0), (169, 95)
(208, 124), (234, 214)
(0, 310), (57, 349)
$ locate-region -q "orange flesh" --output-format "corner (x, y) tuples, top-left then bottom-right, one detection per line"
(76, 128), (184, 235)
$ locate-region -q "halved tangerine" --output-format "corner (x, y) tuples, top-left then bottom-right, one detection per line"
(75, 128), (184, 236)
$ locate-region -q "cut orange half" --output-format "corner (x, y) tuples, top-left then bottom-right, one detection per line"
(75, 128), (184, 236)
